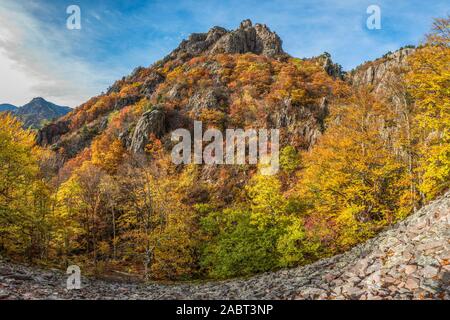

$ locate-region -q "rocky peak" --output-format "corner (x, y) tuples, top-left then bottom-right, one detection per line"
(163, 19), (284, 64)
(311, 52), (344, 79)
(11, 97), (71, 129)
(239, 19), (252, 29)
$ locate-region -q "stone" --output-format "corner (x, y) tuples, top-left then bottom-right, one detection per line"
(416, 255), (440, 267)
(0, 289), (9, 300)
(36, 120), (70, 146)
(141, 72), (165, 98)
(382, 276), (397, 284)
(404, 265), (417, 275)
(348, 47), (415, 95)
(344, 286), (364, 299)
(353, 258), (369, 276)
(188, 87), (228, 114)
(421, 266), (438, 278)
(405, 278), (420, 290)
(130, 106), (166, 153)
(164, 19), (284, 65)
(417, 240), (446, 252)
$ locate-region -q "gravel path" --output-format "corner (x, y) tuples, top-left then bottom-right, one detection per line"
(1, 192), (449, 300)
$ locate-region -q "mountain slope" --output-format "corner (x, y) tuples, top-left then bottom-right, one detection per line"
(21, 18), (447, 283)
(0, 104), (18, 112)
(1, 190), (448, 300)
(37, 20), (342, 168)
(14, 97), (72, 129)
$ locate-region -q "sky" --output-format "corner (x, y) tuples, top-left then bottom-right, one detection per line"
(0, 0), (448, 108)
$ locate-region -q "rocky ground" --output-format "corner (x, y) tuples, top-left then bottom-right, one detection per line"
(1, 192), (449, 300)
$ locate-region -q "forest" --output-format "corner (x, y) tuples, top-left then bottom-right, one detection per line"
(0, 17), (448, 281)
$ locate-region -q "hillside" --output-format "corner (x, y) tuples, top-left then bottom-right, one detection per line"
(0, 98), (71, 129)
(1, 190), (448, 300)
(37, 20), (339, 161)
(0, 104), (18, 112)
(1, 17), (449, 286)
(15, 97), (71, 129)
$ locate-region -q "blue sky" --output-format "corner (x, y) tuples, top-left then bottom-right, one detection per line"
(0, 0), (448, 107)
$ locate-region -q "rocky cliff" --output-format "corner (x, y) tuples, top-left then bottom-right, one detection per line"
(347, 47), (416, 92)
(1, 190), (448, 300)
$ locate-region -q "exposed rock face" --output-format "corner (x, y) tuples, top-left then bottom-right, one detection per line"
(114, 96), (141, 111)
(36, 120), (70, 146)
(348, 47), (415, 92)
(130, 106), (166, 153)
(270, 97), (329, 149)
(164, 19), (284, 64)
(1, 190), (448, 300)
(321, 55), (344, 79)
(188, 87), (229, 115)
(140, 72), (165, 98)
(53, 116), (109, 159)
(210, 19), (284, 57)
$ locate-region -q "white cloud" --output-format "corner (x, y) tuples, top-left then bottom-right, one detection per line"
(0, 1), (113, 107)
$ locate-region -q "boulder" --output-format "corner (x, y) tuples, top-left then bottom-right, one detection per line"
(130, 106), (166, 153)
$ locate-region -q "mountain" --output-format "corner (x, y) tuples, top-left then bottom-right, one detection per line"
(26, 18), (449, 283)
(0, 103), (18, 112)
(38, 19), (339, 160)
(36, 19), (415, 202)
(4, 97), (72, 129)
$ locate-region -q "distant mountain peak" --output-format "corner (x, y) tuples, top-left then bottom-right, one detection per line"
(30, 97), (47, 103)
(0, 98), (71, 129)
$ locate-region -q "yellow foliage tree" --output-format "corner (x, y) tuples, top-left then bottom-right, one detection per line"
(297, 89), (412, 251)
(0, 114), (52, 258)
(407, 16), (450, 199)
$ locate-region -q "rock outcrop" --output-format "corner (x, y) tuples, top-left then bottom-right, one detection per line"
(36, 120), (71, 146)
(312, 53), (344, 79)
(270, 97), (329, 149)
(129, 106), (166, 153)
(1, 190), (448, 300)
(348, 47), (416, 92)
(163, 19), (284, 65)
(187, 87), (229, 115)
(140, 72), (165, 98)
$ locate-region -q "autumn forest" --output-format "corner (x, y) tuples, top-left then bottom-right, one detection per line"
(0, 17), (449, 281)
